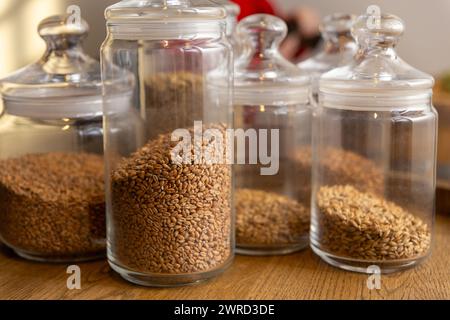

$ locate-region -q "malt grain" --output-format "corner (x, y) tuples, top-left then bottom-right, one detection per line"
(316, 185), (431, 261)
(236, 189), (309, 246)
(111, 125), (232, 274)
(0, 152), (105, 260)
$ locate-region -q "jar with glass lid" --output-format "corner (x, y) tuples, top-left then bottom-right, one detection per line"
(311, 12), (437, 273)
(101, 0), (234, 286)
(233, 14), (311, 255)
(0, 15), (106, 262)
(298, 13), (356, 101)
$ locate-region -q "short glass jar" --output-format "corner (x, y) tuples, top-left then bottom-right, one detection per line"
(0, 15), (106, 262)
(102, 0), (234, 286)
(233, 14), (312, 255)
(311, 12), (437, 273)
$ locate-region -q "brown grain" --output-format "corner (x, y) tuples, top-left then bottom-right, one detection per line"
(315, 185), (431, 261)
(110, 125), (232, 274)
(236, 188), (309, 246)
(0, 152), (105, 260)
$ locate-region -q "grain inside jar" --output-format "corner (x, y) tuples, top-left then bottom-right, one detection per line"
(236, 189), (309, 247)
(314, 185), (431, 261)
(110, 125), (233, 275)
(0, 152), (105, 262)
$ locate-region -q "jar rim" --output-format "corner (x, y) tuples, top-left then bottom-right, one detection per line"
(234, 85), (310, 106)
(319, 87), (433, 110)
(105, 1), (227, 23)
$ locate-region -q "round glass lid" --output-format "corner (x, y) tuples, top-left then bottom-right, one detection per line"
(234, 14), (310, 105)
(320, 12), (434, 99)
(0, 14), (103, 119)
(298, 13), (357, 79)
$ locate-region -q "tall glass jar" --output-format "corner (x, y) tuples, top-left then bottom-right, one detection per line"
(311, 13), (437, 273)
(233, 14), (311, 255)
(298, 13), (356, 101)
(0, 15), (105, 262)
(102, 0), (234, 286)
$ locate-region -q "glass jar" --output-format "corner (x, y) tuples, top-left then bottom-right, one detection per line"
(298, 13), (356, 101)
(102, 0), (234, 286)
(233, 14), (311, 255)
(0, 15), (105, 262)
(311, 13), (437, 273)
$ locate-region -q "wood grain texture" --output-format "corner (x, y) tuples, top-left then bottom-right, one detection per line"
(0, 215), (449, 300)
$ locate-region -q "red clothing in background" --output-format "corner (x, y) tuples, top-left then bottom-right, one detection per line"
(231, 0), (276, 20)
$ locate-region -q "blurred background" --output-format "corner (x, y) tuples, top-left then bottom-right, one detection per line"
(1, 0), (450, 77)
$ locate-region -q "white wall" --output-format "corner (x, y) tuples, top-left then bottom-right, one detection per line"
(274, 0), (450, 76)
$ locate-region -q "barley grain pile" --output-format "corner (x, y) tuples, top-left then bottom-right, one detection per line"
(0, 152), (105, 259)
(111, 125), (232, 274)
(316, 185), (431, 261)
(236, 189), (310, 246)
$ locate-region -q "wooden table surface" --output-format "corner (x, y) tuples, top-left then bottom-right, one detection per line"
(0, 214), (449, 300)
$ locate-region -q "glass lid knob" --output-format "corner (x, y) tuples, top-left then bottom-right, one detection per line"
(237, 14), (287, 54)
(34, 14), (100, 80)
(352, 13), (405, 48)
(234, 14), (310, 105)
(38, 14), (89, 50)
